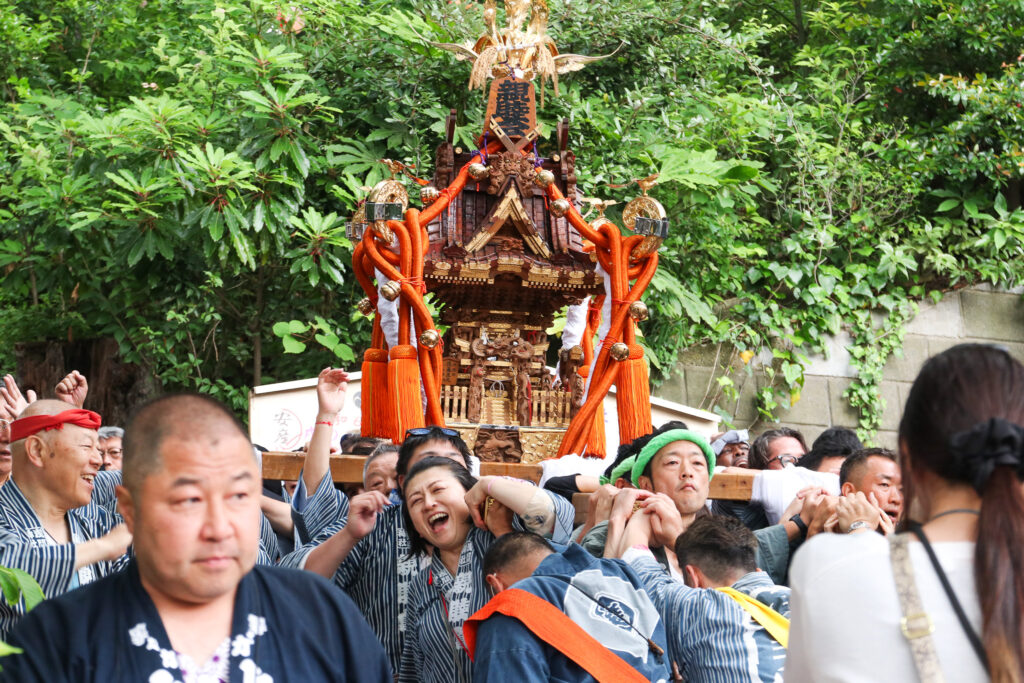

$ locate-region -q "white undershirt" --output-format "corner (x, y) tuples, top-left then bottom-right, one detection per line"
(785, 532), (986, 682)
(44, 523), (93, 589)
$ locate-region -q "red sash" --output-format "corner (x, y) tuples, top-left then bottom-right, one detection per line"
(463, 588), (650, 683)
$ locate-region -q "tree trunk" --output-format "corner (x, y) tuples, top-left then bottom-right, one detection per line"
(251, 269), (264, 387)
(14, 338), (159, 427)
(793, 0), (806, 46)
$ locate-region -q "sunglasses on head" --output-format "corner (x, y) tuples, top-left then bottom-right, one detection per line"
(405, 427), (460, 438)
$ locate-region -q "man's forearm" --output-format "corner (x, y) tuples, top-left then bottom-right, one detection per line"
(486, 478), (556, 534)
(261, 496), (295, 536)
(302, 416), (335, 493)
(73, 537), (113, 572)
(303, 527), (359, 579)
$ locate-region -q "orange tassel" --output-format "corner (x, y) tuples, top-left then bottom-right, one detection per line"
(616, 344), (652, 445)
(585, 409), (607, 459)
(577, 365), (606, 459)
(389, 344), (424, 442)
(361, 348), (392, 439)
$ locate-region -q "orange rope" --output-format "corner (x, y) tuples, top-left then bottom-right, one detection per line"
(555, 210), (661, 456)
(352, 241), (379, 305)
(405, 208), (445, 426)
(545, 182), (609, 250)
(418, 140), (505, 225)
(558, 360), (620, 456)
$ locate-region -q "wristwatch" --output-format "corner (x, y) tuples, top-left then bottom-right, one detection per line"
(847, 520), (872, 533)
(789, 513), (808, 540)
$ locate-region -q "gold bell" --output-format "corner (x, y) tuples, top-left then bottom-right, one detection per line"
(534, 169), (555, 188)
(419, 329), (441, 348)
(357, 298), (375, 316)
(629, 301), (649, 322)
(420, 185), (440, 204)
(468, 163), (490, 180)
(380, 281), (402, 301)
(550, 198), (571, 217)
(609, 342), (630, 361)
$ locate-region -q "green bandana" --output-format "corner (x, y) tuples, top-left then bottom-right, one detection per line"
(600, 455), (637, 486)
(631, 429), (715, 487)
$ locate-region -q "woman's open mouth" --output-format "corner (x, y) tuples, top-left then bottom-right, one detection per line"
(428, 512), (450, 534)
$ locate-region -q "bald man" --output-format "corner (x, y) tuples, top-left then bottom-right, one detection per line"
(0, 400), (131, 638)
(0, 415), (11, 486)
(1, 394), (390, 682)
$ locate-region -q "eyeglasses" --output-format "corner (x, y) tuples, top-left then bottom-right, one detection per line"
(404, 427), (460, 438)
(0, 419), (10, 437)
(99, 448), (123, 457)
(768, 453), (800, 467)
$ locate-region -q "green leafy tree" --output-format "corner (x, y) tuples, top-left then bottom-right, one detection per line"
(2, 0), (1022, 439)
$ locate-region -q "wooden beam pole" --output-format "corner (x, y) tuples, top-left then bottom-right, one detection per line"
(261, 452), (544, 486)
(261, 452), (752, 501)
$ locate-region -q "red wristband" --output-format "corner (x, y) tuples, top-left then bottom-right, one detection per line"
(315, 420), (333, 427)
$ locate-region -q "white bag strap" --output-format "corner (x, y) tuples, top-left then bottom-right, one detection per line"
(889, 533), (945, 682)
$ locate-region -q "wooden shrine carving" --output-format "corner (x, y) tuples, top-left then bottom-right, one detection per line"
(350, 1), (661, 463)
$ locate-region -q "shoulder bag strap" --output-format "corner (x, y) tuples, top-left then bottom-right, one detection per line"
(889, 532), (946, 683)
(906, 522), (989, 673)
(463, 588), (650, 683)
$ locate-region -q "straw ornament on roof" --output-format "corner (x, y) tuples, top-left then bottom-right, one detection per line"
(428, 0), (621, 95)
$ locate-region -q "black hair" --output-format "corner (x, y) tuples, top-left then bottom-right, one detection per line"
(123, 393), (249, 493)
(345, 436), (389, 456)
(602, 420), (690, 480)
(362, 442), (400, 482)
(396, 426), (471, 479)
(800, 426), (862, 472)
(838, 447), (897, 486)
(675, 515), (758, 584)
(481, 531), (554, 579)
(400, 456), (477, 557)
(748, 427), (807, 470)
(899, 343), (1024, 680)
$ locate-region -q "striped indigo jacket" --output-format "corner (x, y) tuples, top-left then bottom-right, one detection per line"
(627, 551), (791, 683)
(0, 479), (128, 638)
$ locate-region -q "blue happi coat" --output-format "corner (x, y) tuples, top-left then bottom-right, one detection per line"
(0, 559), (391, 682)
(473, 543), (673, 683)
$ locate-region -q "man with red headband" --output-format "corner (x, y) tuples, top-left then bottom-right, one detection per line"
(0, 400), (131, 638)
(0, 417), (11, 488)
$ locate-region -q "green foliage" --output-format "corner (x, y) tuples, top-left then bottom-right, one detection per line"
(844, 303), (916, 442)
(2, 0), (1023, 436)
(0, 565), (45, 664)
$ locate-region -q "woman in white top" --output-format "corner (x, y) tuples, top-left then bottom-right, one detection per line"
(786, 343), (1024, 682)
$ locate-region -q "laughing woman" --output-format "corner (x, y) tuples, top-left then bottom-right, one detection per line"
(397, 457), (575, 683)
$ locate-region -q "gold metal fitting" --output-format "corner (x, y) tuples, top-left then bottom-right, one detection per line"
(418, 329), (441, 348)
(609, 342), (630, 361)
(629, 301), (649, 322)
(534, 169), (555, 188)
(357, 297), (375, 316)
(380, 281), (402, 301)
(420, 185), (440, 204)
(468, 162), (490, 180)
(549, 198), (571, 217)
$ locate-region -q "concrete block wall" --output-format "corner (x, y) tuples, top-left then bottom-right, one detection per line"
(659, 286), (1024, 448)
